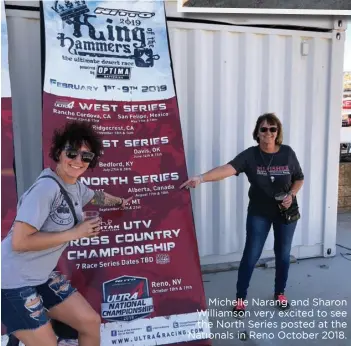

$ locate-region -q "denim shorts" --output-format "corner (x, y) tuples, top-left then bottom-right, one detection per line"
(1, 271), (76, 335)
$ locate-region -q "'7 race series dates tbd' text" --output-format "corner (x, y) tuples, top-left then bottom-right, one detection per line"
(75, 256), (154, 270)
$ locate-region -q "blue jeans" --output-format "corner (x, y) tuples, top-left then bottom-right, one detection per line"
(1, 271), (76, 335)
(236, 213), (297, 299)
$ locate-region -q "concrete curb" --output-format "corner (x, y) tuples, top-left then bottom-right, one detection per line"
(201, 255), (297, 274)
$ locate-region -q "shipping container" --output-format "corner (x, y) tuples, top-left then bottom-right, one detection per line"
(3, 1), (346, 266)
(177, 0), (351, 15)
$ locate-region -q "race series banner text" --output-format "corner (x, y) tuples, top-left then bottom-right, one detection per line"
(41, 1), (210, 345)
(1, 2), (17, 240)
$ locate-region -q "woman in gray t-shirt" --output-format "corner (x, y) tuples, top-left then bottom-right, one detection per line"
(1, 121), (133, 346)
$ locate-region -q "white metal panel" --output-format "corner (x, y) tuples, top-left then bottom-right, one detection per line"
(5, 9), (39, 19)
(165, 1), (344, 31)
(341, 127), (351, 142)
(323, 29), (346, 258)
(5, 1), (39, 6)
(168, 21), (345, 265)
(4, 1), (344, 30)
(177, 1), (351, 16)
(6, 13), (43, 196)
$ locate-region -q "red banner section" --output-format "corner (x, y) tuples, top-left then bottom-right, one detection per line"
(1, 2), (17, 240)
(42, 1), (210, 345)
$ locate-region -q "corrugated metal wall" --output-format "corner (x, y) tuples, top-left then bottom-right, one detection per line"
(6, 11), (43, 195)
(167, 21), (345, 264)
(4, 7), (345, 265)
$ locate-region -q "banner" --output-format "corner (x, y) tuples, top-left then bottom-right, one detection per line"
(41, 1), (210, 345)
(1, 2), (17, 342)
(1, 2), (17, 239)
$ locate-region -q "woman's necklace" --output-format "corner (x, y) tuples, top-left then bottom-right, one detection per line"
(259, 149), (276, 182)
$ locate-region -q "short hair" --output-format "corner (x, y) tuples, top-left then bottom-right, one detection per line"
(252, 113), (283, 145)
(49, 121), (102, 168)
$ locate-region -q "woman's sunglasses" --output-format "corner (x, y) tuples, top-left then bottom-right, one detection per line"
(64, 146), (95, 163)
(260, 127), (277, 133)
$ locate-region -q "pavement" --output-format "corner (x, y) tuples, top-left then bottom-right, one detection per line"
(184, 0), (351, 10)
(200, 212), (351, 345)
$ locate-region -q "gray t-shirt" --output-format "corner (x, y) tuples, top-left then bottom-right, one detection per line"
(1, 168), (94, 289)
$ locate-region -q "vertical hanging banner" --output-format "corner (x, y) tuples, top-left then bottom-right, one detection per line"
(1, 3), (16, 341)
(42, 1), (211, 345)
(1, 2), (17, 241)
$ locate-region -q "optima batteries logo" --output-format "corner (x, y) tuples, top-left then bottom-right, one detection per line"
(101, 276), (154, 322)
(96, 66), (131, 80)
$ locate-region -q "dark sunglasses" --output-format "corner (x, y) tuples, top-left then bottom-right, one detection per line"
(260, 126), (277, 133)
(64, 146), (95, 163)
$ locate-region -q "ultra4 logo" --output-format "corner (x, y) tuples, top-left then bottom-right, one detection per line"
(54, 100), (75, 109)
(101, 276), (154, 322)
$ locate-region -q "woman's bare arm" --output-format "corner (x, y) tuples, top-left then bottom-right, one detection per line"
(90, 191), (133, 208)
(200, 164), (237, 182)
(12, 219), (100, 252)
(180, 164), (236, 189)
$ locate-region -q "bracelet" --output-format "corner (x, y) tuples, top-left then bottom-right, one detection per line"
(199, 174), (204, 183)
(117, 198), (124, 206)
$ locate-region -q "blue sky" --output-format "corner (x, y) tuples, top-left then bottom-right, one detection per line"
(345, 21), (351, 71)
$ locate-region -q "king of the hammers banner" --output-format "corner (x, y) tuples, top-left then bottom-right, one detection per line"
(41, 1), (211, 345)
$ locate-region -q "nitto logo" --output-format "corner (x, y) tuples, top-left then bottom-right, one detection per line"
(54, 100), (75, 109)
(114, 278), (136, 284)
(94, 7), (155, 19)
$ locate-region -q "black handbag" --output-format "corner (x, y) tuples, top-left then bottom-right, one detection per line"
(258, 150), (301, 224)
(276, 194), (301, 224)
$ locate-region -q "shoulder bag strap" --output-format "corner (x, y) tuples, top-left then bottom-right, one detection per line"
(38, 175), (80, 340)
(39, 175), (79, 226)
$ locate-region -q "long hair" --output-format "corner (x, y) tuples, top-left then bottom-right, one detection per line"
(252, 113), (283, 145)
